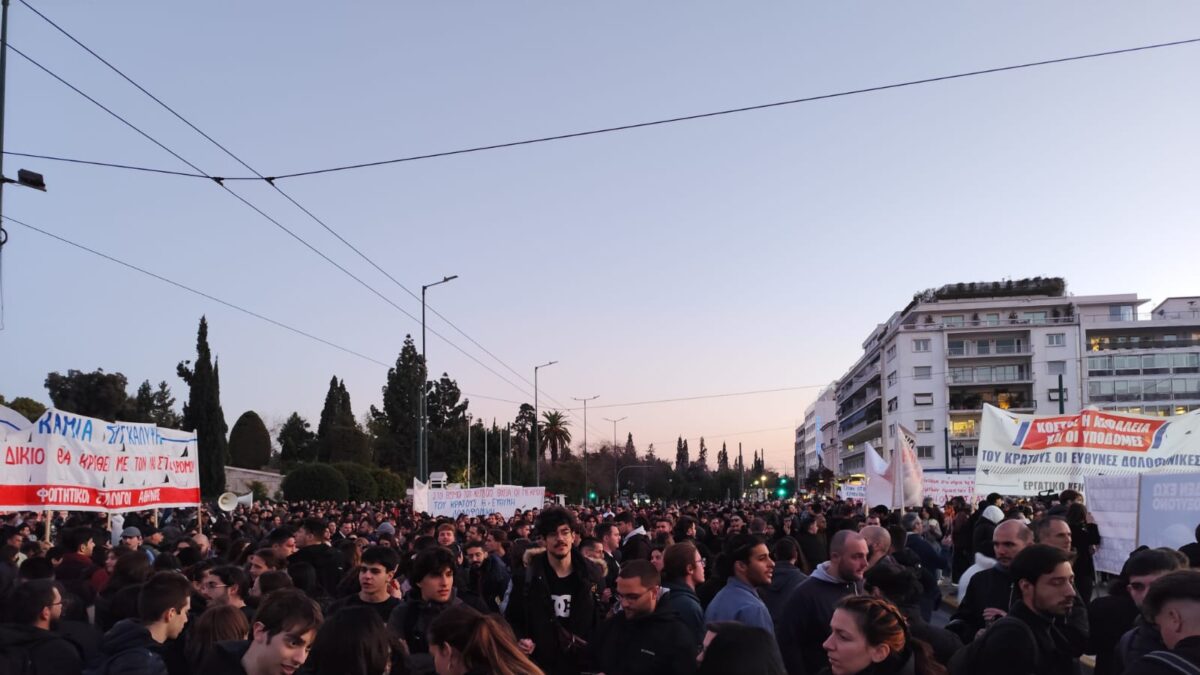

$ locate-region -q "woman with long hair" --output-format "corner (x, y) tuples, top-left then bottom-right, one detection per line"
(697, 622), (785, 675)
(187, 604), (250, 665)
(304, 606), (397, 675)
(821, 596), (945, 675)
(1067, 502), (1101, 602)
(427, 604), (543, 675)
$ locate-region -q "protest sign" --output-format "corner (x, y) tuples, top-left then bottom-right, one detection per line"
(1, 409), (200, 513)
(977, 405), (1200, 496)
(1084, 474), (1140, 575)
(922, 474), (977, 504)
(413, 483), (545, 517)
(1137, 473), (1200, 551)
(837, 483), (866, 500)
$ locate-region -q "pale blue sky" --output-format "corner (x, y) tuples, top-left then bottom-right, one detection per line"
(2, 2), (1198, 471)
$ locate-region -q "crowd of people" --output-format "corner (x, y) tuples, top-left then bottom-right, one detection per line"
(0, 488), (1198, 675)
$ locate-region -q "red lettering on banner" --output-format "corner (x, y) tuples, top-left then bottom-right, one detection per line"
(56, 448), (72, 465)
(78, 454), (111, 472)
(138, 489), (161, 504)
(116, 456), (128, 471)
(4, 446), (45, 465)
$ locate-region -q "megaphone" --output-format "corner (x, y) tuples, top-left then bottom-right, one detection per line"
(217, 491), (254, 512)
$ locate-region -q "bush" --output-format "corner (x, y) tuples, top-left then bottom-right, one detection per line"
(228, 411), (272, 470)
(247, 480), (270, 503)
(281, 463), (348, 501)
(332, 462), (378, 501)
(370, 468), (406, 501)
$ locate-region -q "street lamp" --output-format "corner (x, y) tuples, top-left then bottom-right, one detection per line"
(533, 360), (557, 487)
(952, 442), (966, 474)
(572, 395), (599, 503)
(604, 416), (627, 498)
(420, 274), (457, 482)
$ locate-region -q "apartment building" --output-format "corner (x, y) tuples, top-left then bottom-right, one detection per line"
(796, 384), (837, 478)
(831, 280), (1200, 475)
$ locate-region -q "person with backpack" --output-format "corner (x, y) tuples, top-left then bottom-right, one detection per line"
(0, 579), (84, 675)
(1124, 570), (1200, 675)
(950, 544), (1079, 675)
(91, 571), (192, 675)
(388, 546), (481, 675)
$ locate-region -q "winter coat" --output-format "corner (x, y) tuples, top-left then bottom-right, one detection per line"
(900, 604), (962, 666)
(89, 619), (168, 675)
(796, 532), (828, 572)
(505, 547), (606, 675)
(589, 604), (698, 675)
(619, 528), (652, 562)
(659, 580), (705, 645)
(197, 640), (250, 675)
(0, 624), (85, 675)
(776, 561), (863, 675)
(388, 589), (475, 675)
(1123, 636), (1200, 675)
(757, 561), (807, 622)
(947, 566), (1016, 642)
(1117, 618), (1167, 673)
(969, 600), (1079, 675)
(1087, 592), (1138, 675)
(287, 544), (346, 599)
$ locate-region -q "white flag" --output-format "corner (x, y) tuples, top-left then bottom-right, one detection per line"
(864, 442), (892, 509)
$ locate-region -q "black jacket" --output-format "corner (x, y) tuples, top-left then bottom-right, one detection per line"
(589, 604), (697, 675)
(388, 590), (476, 675)
(505, 547), (606, 675)
(758, 561), (806, 622)
(815, 649), (916, 675)
(1118, 617), (1167, 673)
(973, 519), (997, 559)
(196, 640), (249, 675)
(948, 566), (1016, 642)
(796, 532), (828, 573)
(619, 531), (651, 563)
(1087, 592), (1138, 675)
(1124, 636), (1200, 675)
(288, 544), (345, 598)
(971, 601), (1078, 675)
(659, 580), (705, 646)
(91, 619), (168, 675)
(777, 562), (862, 675)
(900, 604), (962, 667)
(0, 624), (85, 675)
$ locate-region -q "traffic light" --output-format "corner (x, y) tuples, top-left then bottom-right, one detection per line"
(588, 490), (597, 502)
(776, 487), (787, 498)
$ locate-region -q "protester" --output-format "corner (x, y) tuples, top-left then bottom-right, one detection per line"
(200, 587), (323, 675)
(616, 512), (651, 562)
(588, 560), (697, 674)
(390, 546), (475, 674)
(303, 605), (395, 675)
(95, 571), (192, 675)
(759, 536), (807, 621)
(199, 565), (256, 625)
(703, 533), (776, 635)
(696, 622), (785, 675)
(1124, 569), (1200, 674)
(0, 579), (85, 675)
(861, 526), (893, 569)
(186, 604), (250, 667)
(777, 530), (869, 675)
(429, 604), (544, 675)
(865, 562), (962, 666)
(658, 541), (706, 645)
(462, 540), (510, 613)
(327, 546), (402, 624)
(946, 520), (1032, 643)
(289, 518), (346, 599)
(1115, 548), (1189, 671)
(822, 595), (946, 675)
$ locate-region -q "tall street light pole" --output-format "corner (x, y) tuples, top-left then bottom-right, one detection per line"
(533, 360), (557, 487)
(420, 275), (458, 482)
(604, 416), (627, 498)
(573, 395), (599, 503)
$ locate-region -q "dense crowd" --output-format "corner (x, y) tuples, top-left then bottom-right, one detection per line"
(1, 489), (1199, 675)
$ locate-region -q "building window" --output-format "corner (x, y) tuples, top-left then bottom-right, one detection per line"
(888, 423), (895, 438)
(887, 397), (899, 412)
(943, 315), (965, 328)
(1109, 305), (1135, 321)
(1024, 311), (1048, 324)
(913, 339), (931, 353)
(914, 366), (932, 380)
(1047, 361), (1066, 376)
(1047, 333), (1065, 347)
(948, 340), (966, 356)
(916, 445), (934, 459)
(886, 345), (897, 362)
(914, 393), (934, 406)
(916, 419), (933, 432)
(887, 371), (897, 388)
(1049, 388), (1069, 402)
(984, 313), (1001, 326)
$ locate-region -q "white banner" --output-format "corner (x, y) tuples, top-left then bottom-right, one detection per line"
(864, 442), (892, 509)
(977, 405), (1200, 496)
(413, 482), (545, 518)
(837, 483), (866, 500)
(0, 405), (32, 442)
(1137, 473), (1200, 551)
(921, 474), (978, 505)
(1083, 474), (1140, 575)
(1, 409), (200, 513)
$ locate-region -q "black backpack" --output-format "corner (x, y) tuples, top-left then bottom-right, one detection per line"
(1141, 651), (1200, 675)
(947, 616), (1036, 675)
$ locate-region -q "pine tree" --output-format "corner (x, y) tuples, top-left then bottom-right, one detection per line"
(646, 443), (656, 461)
(176, 316), (229, 496)
(318, 377), (369, 464)
(278, 412), (317, 465)
(623, 432), (637, 461)
(753, 449), (765, 474)
(717, 442), (729, 472)
(371, 336), (425, 474)
(675, 436), (689, 472)
(316, 376), (342, 463)
(696, 437), (708, 472)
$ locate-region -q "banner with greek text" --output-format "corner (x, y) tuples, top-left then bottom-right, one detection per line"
(1, 409), (200, 513)
(921, 474), (978, 505)
(1137, 473), (1200, 551)
(1083, 474), (1140, 575)
(0, 405), (32, 442)
(977, 405), (1200, 496)
(413, 483), (545, 518)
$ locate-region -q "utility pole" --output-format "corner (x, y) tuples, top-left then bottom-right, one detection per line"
(1056, 373), (1066, 414)
(420, 275), (457, 482)
(604, 416), (627, 498)
(465, 413), (472, 488)
(484, 420), (489, 488)
(533, 361), (557, 487)
(943, 426), (951, 473)
(739, 442), (744, 496)
(573, 396), (599, 503)
(0, 0), (9, 250)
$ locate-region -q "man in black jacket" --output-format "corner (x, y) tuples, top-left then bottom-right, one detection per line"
(287, 517), (345, 598)
(948, 519), (1032, 643)
(616, 512), (651, 562)
(590, 560), (697, 675)
(971, 544), (1080, 675)
(0, 580), (84, 675)
(1125, 570), (1200, 674)
(95, 572), (192, 675)
(506, 506), (606, 675)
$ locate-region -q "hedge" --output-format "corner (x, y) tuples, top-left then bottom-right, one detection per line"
(370, 468), (406, 501)
(281, 463), (348, 501)
(332, 462), (378, 501)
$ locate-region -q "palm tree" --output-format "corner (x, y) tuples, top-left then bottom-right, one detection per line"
(539, 411), (572, 463)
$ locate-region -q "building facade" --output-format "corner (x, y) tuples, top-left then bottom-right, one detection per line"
(797, 384), (837, 478)
(831, 280), (1199, 475)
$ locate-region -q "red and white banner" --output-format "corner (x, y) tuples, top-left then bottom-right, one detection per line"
(1, 409), (200, 513)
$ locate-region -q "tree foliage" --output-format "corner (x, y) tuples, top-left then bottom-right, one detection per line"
(282, 463), (348, 501)
(370, 468), (406, 501)
(228, 410), (272, 470)
(44, 369), (136, 421)
(277, 412), (317, 466)
(333, 462), (378, 501)
(539, 411), (571, 463)
(177, 317), (229, 496)
(371, 335), (424, 475)
(0, 395), (46, 422)
(717, 442), (730, 472)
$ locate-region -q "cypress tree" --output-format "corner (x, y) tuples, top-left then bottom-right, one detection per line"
(177, 316), (229, 496)
(228, 410), (272, 469)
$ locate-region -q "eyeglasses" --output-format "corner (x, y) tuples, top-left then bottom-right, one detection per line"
(201, 582), (228, 591)
(617, 589), (652, 603)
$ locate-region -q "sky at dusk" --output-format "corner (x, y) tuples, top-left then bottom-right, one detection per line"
(1, 2), (1198, 472)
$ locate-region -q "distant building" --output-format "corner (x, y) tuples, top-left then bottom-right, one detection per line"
(831, 279), (1200, 474)
(796, 383), (837, 478)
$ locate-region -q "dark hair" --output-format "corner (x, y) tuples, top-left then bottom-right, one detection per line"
(267, 527), (295, 547)
(1065, 502), (1089, 526)
(1032, 516), (1069, 543)
(62, 527), (94, 552)
(187, 604), (250, 664)
(663, 542), (699, 581)
(305, 606), (393, 675)
(674, 515), (698, 541)
(595, 522), (619, 540)
(618, 559), (660, 587)
(1142, 570), (1200, 620)
(301, 518), (329, 542)
(152, 552), (181, 572)
(864, 563), (923, 607)
(428, 604), (544, 675)
(111, 549), (153, 590)
(7, 579), (62, 624)
(1126, 548), (1187, 578)
(771, 537), (800, 564)
(1059, 489), (1081, 504)
(698, 622), (785, 675)
(138, 571), (193, 623)
(255, 587), (323, 639)
(360, 546), (400, 573)
(463, 540), (485, 554)
(208, 565), (251, 599)
(409, 546), (456, 585)
(257, 570), (294, 596)
(19, 556), (54, 580)
(718, 533), (764, 579)
(535, 507), (576, 538)
(1010, 544), (1074, 587)
(249, 548), (285, 571)
(614, 512), (636, 526)
(836, 596), (945, 675)
(579, 537), (602, 551)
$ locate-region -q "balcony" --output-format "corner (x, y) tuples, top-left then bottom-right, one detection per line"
(899, 316), (1076, 331)
(947, 344), (1033, 358)
(949, 391), (1033, 414)
(1089, 337), (1200, 351)
(947, 367), (1032, 386)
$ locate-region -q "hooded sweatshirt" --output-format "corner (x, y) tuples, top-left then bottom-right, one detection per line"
(0, 624), (84, 675)
(777, 561), (863, 675)
(92, 619), (168, 675)
(660, 579), (705, 645)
